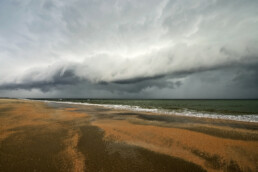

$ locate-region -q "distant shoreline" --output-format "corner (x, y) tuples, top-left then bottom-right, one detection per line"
(29, 99), (258, 123)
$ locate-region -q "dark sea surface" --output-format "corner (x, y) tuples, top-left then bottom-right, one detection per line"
(37, 99), (258, 122)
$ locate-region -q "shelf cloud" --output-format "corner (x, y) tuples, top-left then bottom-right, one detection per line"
(0, 0), (258, 98)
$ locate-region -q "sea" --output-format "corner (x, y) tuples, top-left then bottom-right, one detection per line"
(36, 99), (258, 123)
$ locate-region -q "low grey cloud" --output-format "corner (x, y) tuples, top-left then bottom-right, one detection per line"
(0, 67), (80, 91)
(0, 0), (257, 98)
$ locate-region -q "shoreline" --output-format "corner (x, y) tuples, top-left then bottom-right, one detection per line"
(29, 99), (258, 123)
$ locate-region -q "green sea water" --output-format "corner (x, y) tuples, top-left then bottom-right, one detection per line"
(44, 99), (258, 114)
(38, 99), (258, 122)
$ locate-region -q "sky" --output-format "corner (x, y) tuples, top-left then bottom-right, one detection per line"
(0, 0), (258, 99)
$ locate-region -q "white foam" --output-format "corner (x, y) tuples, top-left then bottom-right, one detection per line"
(38, 100), (258, 123)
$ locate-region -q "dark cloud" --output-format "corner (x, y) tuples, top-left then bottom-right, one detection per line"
(0, 0), (257, 98)
(0, 68), (81, 92)
(112, 75), (165, 84)
(232, 63), (258, 89)
(0, 57), (257, 98)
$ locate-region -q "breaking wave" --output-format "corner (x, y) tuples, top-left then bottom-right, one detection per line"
(38, 100), (258, 123)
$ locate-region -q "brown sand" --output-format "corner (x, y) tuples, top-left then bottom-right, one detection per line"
(0, 99), (257, 172)
(93, 119), (258, 172)
(0, 99), (87, 172)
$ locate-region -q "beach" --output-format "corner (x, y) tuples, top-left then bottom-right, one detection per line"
(0, 99), (257, 172)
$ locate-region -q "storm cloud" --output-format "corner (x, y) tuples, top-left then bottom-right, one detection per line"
(0, 0), (258, 98)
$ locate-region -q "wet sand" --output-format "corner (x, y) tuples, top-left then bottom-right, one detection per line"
(0, 99), (257, 171)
